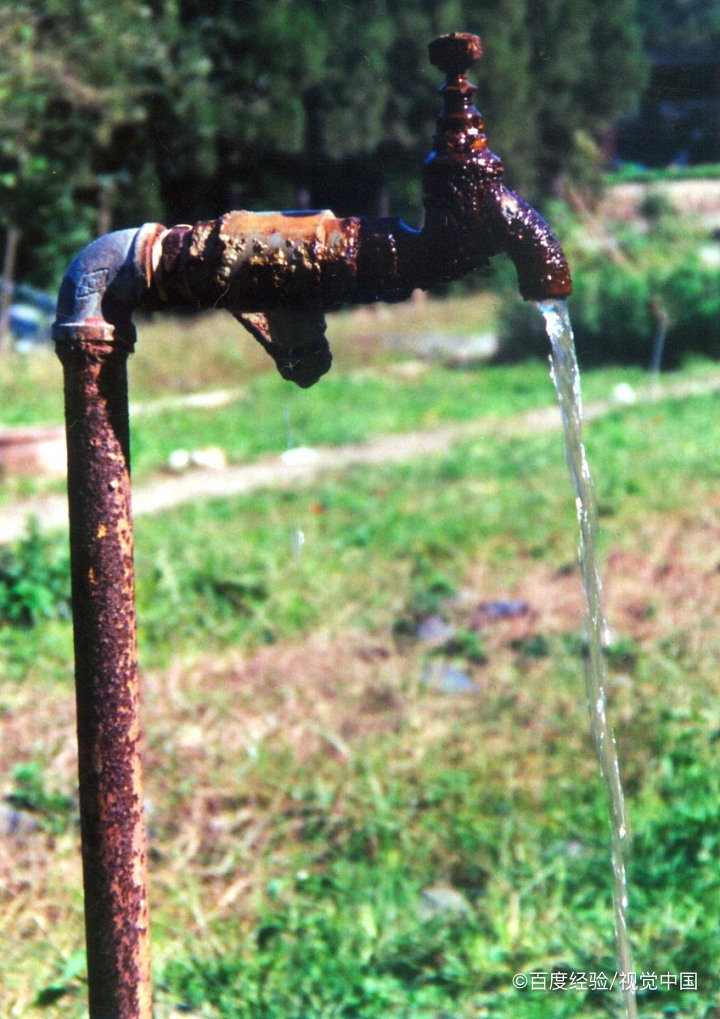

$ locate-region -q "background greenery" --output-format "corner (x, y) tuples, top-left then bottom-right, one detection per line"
(0, 0), (659, 287)
(1, 1), (720, 1016)
(2, 332), (720, 1015)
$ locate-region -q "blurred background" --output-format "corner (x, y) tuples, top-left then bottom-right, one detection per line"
(2, 4), (720, 1017)
(0, 0), (717, 361)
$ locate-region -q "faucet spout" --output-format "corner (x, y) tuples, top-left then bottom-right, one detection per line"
(141, 32), (571, 315)
(416, 33), (572, 301)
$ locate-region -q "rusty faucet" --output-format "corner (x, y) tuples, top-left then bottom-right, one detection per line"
(52, 33), (571, 1019)
(55, 33), (571, 388)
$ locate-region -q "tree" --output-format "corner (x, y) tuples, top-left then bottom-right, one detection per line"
(0, 0), (212, 285)
(0, 0), (649, 291)
(522, 0), (648, 196)
(636, 0), (720, 49)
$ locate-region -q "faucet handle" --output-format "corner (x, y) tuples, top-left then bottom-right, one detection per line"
(428, 33), (482, 79)
(426, 33), (496, 165)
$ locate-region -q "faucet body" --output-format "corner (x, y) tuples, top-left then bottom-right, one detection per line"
(54, 33), (571, 387)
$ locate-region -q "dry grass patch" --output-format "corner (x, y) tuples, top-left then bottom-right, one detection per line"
(2, 497), (720, 1015)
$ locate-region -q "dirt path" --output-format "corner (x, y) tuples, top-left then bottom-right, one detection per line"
(598, 178), (720, 227)
(2, 372), (720, 544)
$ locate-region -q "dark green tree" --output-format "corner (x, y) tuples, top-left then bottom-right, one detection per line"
(636, 0), (720, 48)
(0, 0), (212, 284)
(0, 0), (649, 290)
(524, 0), (648, 196)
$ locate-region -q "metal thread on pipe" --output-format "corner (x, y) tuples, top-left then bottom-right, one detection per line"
(55, 318), (151, 1019)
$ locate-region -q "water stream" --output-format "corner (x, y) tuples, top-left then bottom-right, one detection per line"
(537, 299), (637, 1019)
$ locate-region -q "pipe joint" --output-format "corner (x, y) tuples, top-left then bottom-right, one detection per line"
(52, 224), (160, 345)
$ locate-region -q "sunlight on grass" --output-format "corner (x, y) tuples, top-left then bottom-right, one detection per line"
(2, 312), (720, 1016)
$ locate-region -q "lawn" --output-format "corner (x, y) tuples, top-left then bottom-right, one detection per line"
(1, 294), (719, 1018)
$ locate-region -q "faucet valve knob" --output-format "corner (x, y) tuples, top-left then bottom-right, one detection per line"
(428, 33), (482, 79)
(427, 33), (494, 163)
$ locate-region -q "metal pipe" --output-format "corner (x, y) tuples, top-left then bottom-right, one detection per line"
(55, 316), (151, 1019)
(51, 32), (573, 1017)
(136, 36), (572, 383)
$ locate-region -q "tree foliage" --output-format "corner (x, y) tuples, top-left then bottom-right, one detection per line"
(0, 0), (648, 288)
(636, 0), (720, 49)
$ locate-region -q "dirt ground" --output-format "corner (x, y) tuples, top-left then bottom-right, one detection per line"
(2, 494), (719, 975)
(598, 178), (720, 227)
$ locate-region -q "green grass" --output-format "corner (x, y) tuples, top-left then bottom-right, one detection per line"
(11, 387), (720, 681)
(3, 387), (720, 1015)
(605, 164), (720, 185)
(3, 298), (720, 1016)
(157, 723), (719, 1019)
(1, 294), (709, 486)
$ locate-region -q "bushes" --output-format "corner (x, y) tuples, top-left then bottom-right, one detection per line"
(662, 257), (720, 362)
(495, 202), (720, 368)
(0, 520), (70, 627)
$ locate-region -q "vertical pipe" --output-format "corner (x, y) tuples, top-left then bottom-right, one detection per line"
(55, 317), (152, 1019)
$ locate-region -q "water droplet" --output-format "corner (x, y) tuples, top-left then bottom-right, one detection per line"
(291, 528), (305, 557)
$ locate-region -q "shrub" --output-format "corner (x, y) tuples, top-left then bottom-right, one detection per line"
(0, 520), (70, 627)
(494, 205), (720, 368)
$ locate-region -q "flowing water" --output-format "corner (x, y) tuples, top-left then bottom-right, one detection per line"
(537, 299), (637, 1019)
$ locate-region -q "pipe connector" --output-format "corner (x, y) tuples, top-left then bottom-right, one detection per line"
(52, 223), (163, 352)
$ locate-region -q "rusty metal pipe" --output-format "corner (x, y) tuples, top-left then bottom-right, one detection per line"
(55, 316), (151, 1019)
(140, 35), (570, 310)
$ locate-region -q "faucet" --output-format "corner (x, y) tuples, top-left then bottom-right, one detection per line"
(54, 32), (571, 387)
(51, 33), (572, 1019)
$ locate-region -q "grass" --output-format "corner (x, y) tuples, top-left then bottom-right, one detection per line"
(605, 164), (720, 185)
(3, 291), (713, 487)
(2, 294), (720, 1017)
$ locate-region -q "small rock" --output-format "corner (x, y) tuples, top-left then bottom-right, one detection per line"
(387, 359), (429, 381)
(444, 332), (499, 367)
(167, 449), (190, 472)
(280, 446), (320, 467)
(613, 382), (637, 405)
(700, 244), (720, 268)
(474, 600), (529, 623)
(416, 614), (456, 646)
(422, 662), (477, 695)
(419, 886), (472, 920)
(0, 803), (40, 836)
(190, 446), (227, 470)
(565, 839), (586, 858)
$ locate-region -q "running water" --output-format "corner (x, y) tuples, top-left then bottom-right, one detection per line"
(537, 299), (637, 1019)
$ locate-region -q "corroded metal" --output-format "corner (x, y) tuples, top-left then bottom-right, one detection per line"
(422, 33), (572, 300)
(53, 35), (572, 394)
(149, 210), (360, 311)
(55, 317), (151, 1019)
(145, 32), (571, 349)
